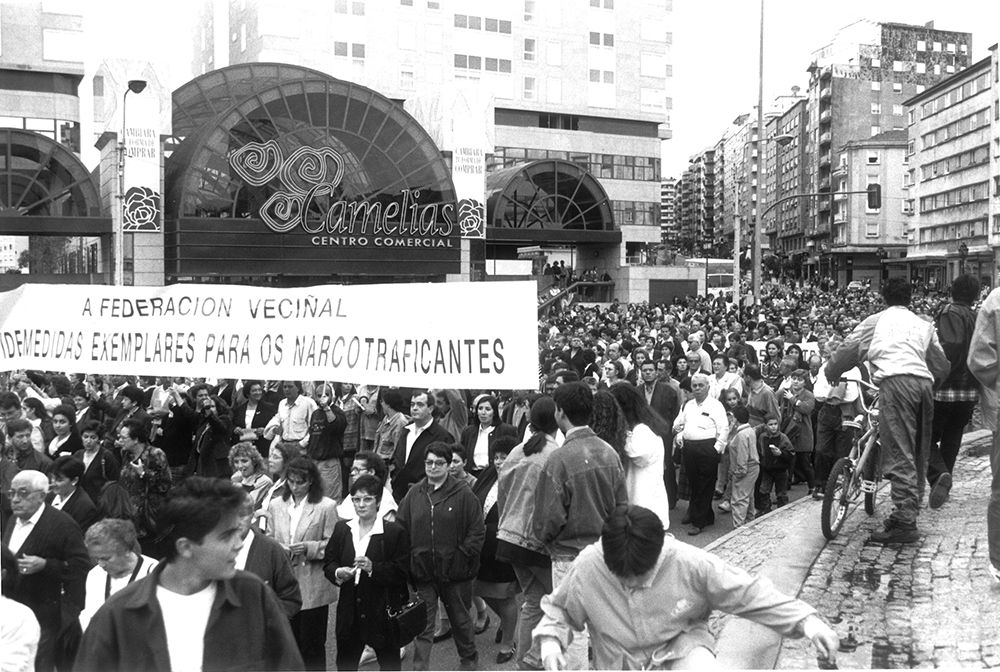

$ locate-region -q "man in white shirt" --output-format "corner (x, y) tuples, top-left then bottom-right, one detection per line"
(390, 392), (451, 502)
(826, 278), (950, 544)
(673, 374), (729, 536)
(264, 381), (318, 454)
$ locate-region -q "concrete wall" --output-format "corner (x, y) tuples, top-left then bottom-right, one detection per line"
(608, 264), (703, 302)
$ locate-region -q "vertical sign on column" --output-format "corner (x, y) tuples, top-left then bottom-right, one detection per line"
(122, 95), (161, 233)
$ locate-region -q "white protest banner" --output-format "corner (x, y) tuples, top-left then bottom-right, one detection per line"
(0, 282), (539, 389)
(746, 340), (822, 365)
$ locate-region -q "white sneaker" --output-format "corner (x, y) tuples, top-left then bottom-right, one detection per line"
(718, 501), (732, 512)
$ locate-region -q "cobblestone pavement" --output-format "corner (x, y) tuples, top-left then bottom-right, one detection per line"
(772, 431), (999, 670)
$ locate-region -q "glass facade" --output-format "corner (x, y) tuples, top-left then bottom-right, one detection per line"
(489, 146), (660, 181)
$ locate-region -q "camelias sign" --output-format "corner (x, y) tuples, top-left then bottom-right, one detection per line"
(228, 141), (464, 248)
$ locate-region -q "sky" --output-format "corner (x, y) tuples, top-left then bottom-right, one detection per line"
(666, 0), (1000, 176)
(74, 0), (999, 178)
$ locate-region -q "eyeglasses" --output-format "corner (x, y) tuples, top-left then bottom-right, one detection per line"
(350, 495), (377, 505)
(424, 459), (447, 468)
(7, 489), (42, 500)
(349, 467), (370, 475)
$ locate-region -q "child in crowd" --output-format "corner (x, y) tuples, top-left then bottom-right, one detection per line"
(756, 413), (794, 514)
(727, 406), (759, 527)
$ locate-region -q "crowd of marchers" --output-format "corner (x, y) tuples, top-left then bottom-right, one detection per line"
(4, 276), (994, 672)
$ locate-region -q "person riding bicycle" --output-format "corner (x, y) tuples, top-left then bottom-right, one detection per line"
(825, 278), (949, 544)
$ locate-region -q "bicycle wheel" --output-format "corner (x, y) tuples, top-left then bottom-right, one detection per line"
(822, 457), (854, 540)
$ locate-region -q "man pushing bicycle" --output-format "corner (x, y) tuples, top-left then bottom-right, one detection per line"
(825, 278), (950, 544)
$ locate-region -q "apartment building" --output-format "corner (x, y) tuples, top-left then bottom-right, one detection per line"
(904, 47), (998, 288)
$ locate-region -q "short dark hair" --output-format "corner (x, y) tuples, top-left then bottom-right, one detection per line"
(552, 382), (593, 426)
(349, 474), (383, 503)
(51, 455), (85, 481)
(50, 403), (77, 426)
(951, 274), (981, 305)
(732, 406), (750, 424)
(158, 477), (245, 562)
(601, 505), (665, 578)
(380, 388), (406, 413)
(121, 418), (148, 444)
(424, 441), (453, 464)
(119, 385), (145, 406)
(743, 365), (763, 382)
(554, 369), (580, 383)
(79, 419), (104, 438)
(490, 435), (518, 463)
(5, 418), (31, 436)
(353, 451), (387, 484)
(242, 379), (264, 397)
(0, 392), (20, 411)
(882, 277), (911, 307)
(450, 443), (468, 461)
(283, 457), (324, 504)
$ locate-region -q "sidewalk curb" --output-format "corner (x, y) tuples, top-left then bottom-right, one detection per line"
(711, 430), (992, 670)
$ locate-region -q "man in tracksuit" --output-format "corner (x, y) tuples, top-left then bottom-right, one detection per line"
(826, 278), (949, 544)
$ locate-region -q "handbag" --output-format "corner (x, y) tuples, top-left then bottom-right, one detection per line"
(386, 593), (427, 648)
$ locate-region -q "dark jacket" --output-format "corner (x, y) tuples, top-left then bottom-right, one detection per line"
(231, 399), (277, 457)
(176, 398), (233, 478)
(323, 519), (410, 648)
(73, 448), (121, 505)
(459, 422), (518, 473)
(390, 420), (452, 502)
(306, 406), (347, 461)
(2, 505), (90, 634)
(642, 380), (681, 427)
(934, 301), (979, 394)
(397, 474), (485, 584)
(472, 467), (516, 584)
(758, 430), (795, 470)
(46, 488), (99, 532)
(243, 528), (303, 618)
(47, 432), (84, 459)
(73, 563), (304, 672)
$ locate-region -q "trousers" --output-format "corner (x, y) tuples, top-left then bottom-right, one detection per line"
(928, 399), (976, 485)
(513, 563), (553, 670)
(814, 404), (856, 487)
(682, 438), (719, 528)
(729, 464), (759, 527)
(413, 580), (476, 670)
(879, 375), (934, 525)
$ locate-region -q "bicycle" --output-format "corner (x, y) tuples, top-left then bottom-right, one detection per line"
(821, 378), (881, 541)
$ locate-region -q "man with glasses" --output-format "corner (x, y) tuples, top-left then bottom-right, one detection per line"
(397, 441), (485, 671)
(2, 470), (89, 672)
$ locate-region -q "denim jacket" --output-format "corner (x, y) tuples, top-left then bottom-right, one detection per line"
(496, 433), (560, 555)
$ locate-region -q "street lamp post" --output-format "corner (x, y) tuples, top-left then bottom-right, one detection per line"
(752, 0), (765, 308)
(958, 242), (968, 276)
(115, 79), (147, 286)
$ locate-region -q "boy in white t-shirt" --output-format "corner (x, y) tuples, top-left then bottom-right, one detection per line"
(75, 477), (303, 672)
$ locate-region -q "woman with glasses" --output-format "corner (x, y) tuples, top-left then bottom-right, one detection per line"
(324, 474), (409, 671)
(266, 457), (339, 670)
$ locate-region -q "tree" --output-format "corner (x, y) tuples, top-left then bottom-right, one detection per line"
(18, 237), (69, 273)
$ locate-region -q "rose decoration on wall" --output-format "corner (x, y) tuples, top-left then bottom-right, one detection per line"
(458, 198), (485, 239)
(228, 140), (282, 186)
(122, 186), (161, 232)
(279, 146), (345, 196)
(260, 192), (304, 233)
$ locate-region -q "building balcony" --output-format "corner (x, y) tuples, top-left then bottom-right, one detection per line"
(819, 177), (831, 191)
(820, 86), (832, 100)
(819, 110), (832, 124)
(832, 211), (847, 225)
(820, 66), (832, 81)
(819, 153), (831, 168)
(819, 132), (832, 147)
(818, 197), (831, 212)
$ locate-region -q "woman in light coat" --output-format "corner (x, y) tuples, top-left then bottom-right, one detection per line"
(267, 456), (339, 670)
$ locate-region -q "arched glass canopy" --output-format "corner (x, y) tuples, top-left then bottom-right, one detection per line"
(485, 159), (615, 233)
(166, 63), (456, 220)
